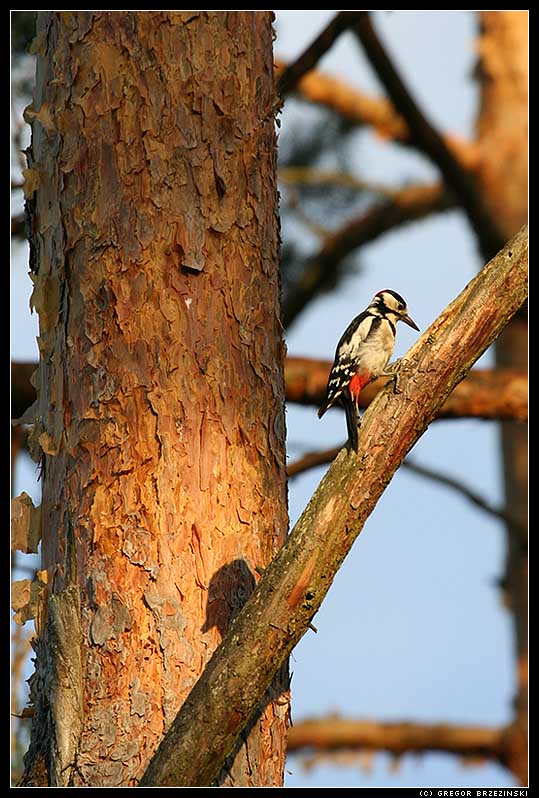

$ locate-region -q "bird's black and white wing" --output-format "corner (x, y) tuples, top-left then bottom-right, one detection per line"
(317, 311), (380, 418)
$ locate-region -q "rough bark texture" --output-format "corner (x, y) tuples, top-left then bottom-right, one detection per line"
(475, 13), (528, 240)
(140, 227), (527, 787)
(475, 11), (528, 784)
(12, 359), (528, 425)
(21, 11), (289, 787)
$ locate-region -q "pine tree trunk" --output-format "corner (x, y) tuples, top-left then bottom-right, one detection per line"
(21, 11), (289, 787)
(475, 10), (528, 784)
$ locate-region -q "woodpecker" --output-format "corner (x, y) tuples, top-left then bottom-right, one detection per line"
(318, 289), (419, 452)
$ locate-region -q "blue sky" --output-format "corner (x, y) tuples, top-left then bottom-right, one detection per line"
(11, 10), (520, 789)
(274, 10), (517, 789)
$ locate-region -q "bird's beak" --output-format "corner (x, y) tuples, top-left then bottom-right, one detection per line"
(401, 313), (420, 331)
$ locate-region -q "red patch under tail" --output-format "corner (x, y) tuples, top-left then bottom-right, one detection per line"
(348, 371), (372, 403)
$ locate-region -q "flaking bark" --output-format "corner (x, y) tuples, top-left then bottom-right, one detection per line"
(21, 11), (289, 787)
(140, 227), (527, 787)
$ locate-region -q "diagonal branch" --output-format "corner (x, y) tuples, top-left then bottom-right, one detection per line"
(274, 59), (479, 171)
(277, 12), (353, 97)
(347, 11), (505, 259)
(139, 227), (527, 787)
(282, 182), (453, 328)
(287, 447), (526, 537)
(284, 358), (528, 421)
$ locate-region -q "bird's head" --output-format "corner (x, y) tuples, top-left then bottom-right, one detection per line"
(372, 289), (420, 330)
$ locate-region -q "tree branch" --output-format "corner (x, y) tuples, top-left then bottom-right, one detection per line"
(286, 716), (507, 762)
(287, 448), (527, 538)
(287, 446), (340, 478)
(282, 182), (453, 328)
(403, 459), (527, 538)
(12, 358), (527, 433)
(284, 358), (528, 422)
(277, 13), (353, 97)
(11, 362), (36, 421)
(11, 358), (527, 430)
(11, 213), (26, 239)
(347, 11), (505, 259)
(279, 166), (400, 198)
(139, 227), (527, 787)
(274, 59), (479, 172)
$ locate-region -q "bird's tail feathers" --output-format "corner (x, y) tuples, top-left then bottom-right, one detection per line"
(317, 403), (327, 419)
(343, 395), (360, 452)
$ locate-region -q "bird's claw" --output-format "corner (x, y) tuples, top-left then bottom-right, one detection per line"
(383, 359), (403, 394)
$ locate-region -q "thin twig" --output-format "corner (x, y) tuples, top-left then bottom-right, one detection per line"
(403, 459), (527, 541)
(287, 446), (340, 478)
(283, 185), (333, 239)
(279, 166), (400, 198)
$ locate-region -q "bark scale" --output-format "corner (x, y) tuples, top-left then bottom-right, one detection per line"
(21, 11), (289, 787)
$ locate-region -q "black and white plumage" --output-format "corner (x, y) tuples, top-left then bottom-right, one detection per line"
(318, 289), (419, 451)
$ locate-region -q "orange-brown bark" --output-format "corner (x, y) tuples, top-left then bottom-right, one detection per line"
(13, 358), (528, 426)
(21, 11), (288, 787)
(475, 12), (528, 239)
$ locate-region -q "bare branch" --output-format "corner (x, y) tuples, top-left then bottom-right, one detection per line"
(11, 360), (528, 441)
(288, 446), (526, 537)
(279, 166), (400, 198)
(287, 446), (340, 478)
(284, 358), (528, 421)
(283, 182), (453, 328)
(403, 459), (527, 538)
(274, 59), (479, 171)
(139, 227), (527, 787)
(347, 11), (505, 259)
(287, 716), (506, 762)
(277, 13), (352, 97)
